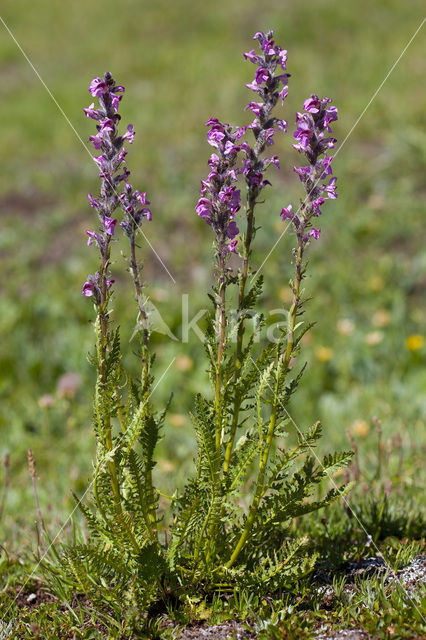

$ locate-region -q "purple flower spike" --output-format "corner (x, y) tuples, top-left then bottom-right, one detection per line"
(284, 93), (338, 240)
(239, 30), (290, 204)
(196, 117), (242, 254)
(83, 71), (151, 302)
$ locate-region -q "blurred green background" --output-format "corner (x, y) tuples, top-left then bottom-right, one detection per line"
(0, 0), (425, 547)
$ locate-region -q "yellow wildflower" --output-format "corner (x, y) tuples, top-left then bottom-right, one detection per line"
(406, 335), (424, 351)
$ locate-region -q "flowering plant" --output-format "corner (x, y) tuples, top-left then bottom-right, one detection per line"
(51, 31), (351, 624)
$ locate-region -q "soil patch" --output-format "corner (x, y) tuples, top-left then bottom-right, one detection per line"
(178, 621), (255, 640)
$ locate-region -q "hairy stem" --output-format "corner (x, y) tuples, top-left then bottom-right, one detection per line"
(129, 233), (149, 391)
(223, 194), (256, 473)
(215, 244), (227, 455)
(226, 227), (305, 568)
(129, 232), (158, 534)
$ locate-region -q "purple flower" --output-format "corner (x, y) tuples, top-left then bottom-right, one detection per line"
(84, 103), (103, 120)
(226, 220), (239, 239)
(136, 191), (149, 206)
(246, 80), (262, 94)
(280, 205), (300, 228)
(264, 155), (280, 169)
(279, 86), (289, 105)
(303, 96), (321, 113)
(243, 49), (258, 64)
(245, 102), (264, 116)
(224, 140), (240, 156)
(276, 73), (290, 85)
(207, 126), (226, 148)
(312, 197), (325, 215)
(93, 154), (108, 171)
(293, 117), (314, 150)
(89, 77), (108, 98)
(88, 119), (115, 149)
(324, 105), (338, 130)
(88, 193), (101, 209)
(103, 216), (117, 235)
(228, 238), (238, 253)
(255, 67), (270, 84)
(196, 197), (212, 220)
(323, 177), (338, 199)
(82, 281), (95, 296)
(122, 124), (135, 144)
(305, 228), (321, 241)
(205, 117), (221, 126)
(319, 155), (333, 178)
(280, 205), (293, 219)
(293, 166), (311, 181)
(88, 135), (103, 150)
(278, 49), (288, 69)
(85, 230), (104, 247)
(110, 88), (124, 112)
(218, 186), (240, 214)
(263, 128), (276, 146)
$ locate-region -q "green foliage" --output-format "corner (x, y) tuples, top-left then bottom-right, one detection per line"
(44, 269), (352, 625)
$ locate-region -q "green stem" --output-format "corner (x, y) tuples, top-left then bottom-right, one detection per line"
(226, 230), (305, 568)
(129, 232), (158, 535)
(191, 485), (217, 577)
(223, 194), (256, 473)
(95, 249), (141, 555)
(129, 234), (149, 392)
(225, 362), (280, 568)
(215, 246), (227, 455)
